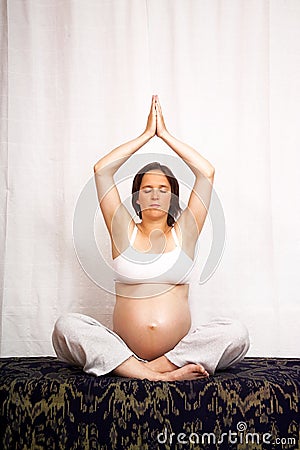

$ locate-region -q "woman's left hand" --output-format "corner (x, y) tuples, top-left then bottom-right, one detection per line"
(155, 96), (168, 138)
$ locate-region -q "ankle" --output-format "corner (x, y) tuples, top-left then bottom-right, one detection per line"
(146, 356), (179, 373)
(148, 371), (168, 382)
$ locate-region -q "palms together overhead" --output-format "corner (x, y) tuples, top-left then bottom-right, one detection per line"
(145, 95), (167, 138)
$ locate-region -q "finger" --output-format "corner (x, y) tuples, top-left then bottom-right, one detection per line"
(150, 95), (155, 110)
(151, 95), (157, 113)
(156, 97), (162, 115)
(153, 94), (158, 104)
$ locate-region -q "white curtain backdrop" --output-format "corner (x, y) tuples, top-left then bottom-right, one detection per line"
(1, 0), (299, 357)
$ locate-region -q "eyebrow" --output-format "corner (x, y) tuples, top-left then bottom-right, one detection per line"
(141, 184), (169, 188)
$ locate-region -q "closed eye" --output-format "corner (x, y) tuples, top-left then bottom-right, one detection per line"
(142, 188), (169, 194)
(141, 186), (170, 194)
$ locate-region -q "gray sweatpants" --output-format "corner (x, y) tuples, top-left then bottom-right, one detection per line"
(52, 313), (250, 377)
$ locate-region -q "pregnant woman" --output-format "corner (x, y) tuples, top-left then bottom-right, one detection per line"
(52, 96), (250, 381)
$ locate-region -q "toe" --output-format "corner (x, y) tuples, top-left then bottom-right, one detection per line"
(196, 364), (209, 377)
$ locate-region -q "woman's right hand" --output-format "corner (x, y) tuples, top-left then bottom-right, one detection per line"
(144, 95), (157, 138)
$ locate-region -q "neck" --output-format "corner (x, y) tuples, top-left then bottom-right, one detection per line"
(138, 218), (170, 236)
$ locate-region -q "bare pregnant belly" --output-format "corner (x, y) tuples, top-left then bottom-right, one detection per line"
(113, 283), (191, 360)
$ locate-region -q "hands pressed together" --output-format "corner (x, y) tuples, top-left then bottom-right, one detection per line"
(145, 95), (168, 139)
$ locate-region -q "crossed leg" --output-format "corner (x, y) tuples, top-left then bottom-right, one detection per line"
(112, 318), (250, 381)
(53, 314), (249, 381)
(112, 356), (209, 381)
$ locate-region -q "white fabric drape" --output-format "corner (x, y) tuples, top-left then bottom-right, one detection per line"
(1, 0), (299, 357)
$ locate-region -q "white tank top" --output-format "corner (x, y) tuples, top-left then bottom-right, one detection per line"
(112, 226), (194, 285)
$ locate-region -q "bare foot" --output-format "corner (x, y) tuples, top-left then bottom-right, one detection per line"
(145, 355), (179, 373)
(161, 363), (210, 381)
(111, 357), (209, 381)
(112, 357), (164, 381)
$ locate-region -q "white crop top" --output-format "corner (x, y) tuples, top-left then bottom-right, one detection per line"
(112, 225), (194, 285)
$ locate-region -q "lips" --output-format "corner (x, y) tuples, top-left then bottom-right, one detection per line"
(150, 204), (160, 207)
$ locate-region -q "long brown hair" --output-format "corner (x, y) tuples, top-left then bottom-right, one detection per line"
(131, 162), (182, 227)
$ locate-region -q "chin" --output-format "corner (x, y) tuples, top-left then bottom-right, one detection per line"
(144, 209), (168, 219)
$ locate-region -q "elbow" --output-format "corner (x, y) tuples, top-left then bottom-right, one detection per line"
(94, 162), (103, 174)
(207, 167), (215, 179)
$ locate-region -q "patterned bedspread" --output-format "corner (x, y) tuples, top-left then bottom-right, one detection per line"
(0, 357), (299, 449)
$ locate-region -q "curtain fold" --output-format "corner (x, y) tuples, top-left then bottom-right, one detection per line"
(0, 0), (8, 353)
(0, 0), (299, 357)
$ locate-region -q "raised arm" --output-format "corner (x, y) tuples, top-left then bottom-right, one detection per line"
(155, 96), (215, 242)
(94, 96), (156, 256)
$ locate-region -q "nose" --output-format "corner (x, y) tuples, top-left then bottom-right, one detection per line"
(151, 188), (159, 199)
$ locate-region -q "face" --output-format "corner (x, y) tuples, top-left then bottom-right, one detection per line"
(136, 170), (172, 219)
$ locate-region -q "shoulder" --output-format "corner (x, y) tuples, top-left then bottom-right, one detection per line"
(173, 222), (183, 246)
(175, 209), (198, 239)
(174, 214), (199, 254)
(112, 218), (137, 259)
